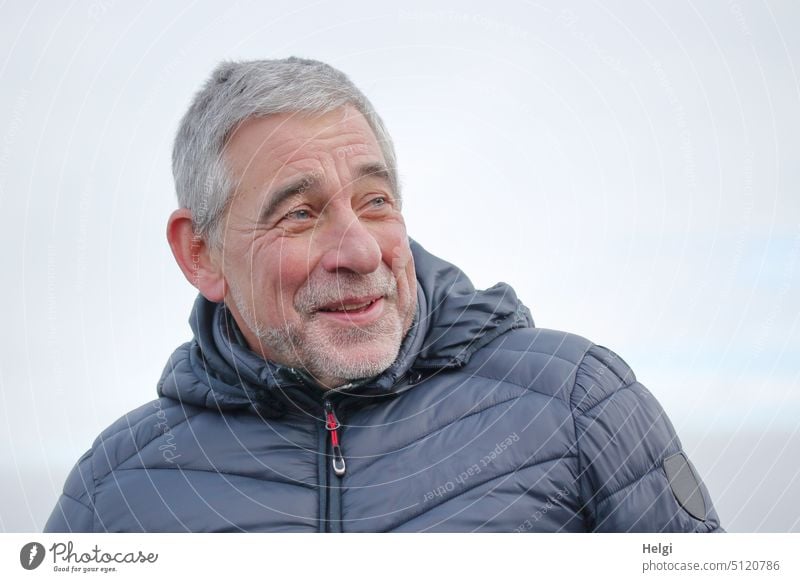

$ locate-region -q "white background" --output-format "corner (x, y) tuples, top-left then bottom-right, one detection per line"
(0, 0), (798, 532)
(1, 533), (797, 580)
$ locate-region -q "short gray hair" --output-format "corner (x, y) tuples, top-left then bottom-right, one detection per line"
(172, 57), (400, 246)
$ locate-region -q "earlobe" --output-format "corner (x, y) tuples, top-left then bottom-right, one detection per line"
(166, 209), (226, 302)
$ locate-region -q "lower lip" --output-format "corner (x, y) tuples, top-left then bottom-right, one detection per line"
(317, 297), (384, 325)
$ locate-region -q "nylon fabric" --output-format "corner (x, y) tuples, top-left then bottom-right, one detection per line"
(45, 240), (721, 532)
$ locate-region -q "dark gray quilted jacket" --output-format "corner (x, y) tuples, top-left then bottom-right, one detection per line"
(45, 241), (721, 532)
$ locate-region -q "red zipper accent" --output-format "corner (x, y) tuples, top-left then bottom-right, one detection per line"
(325, 401), (346, 477)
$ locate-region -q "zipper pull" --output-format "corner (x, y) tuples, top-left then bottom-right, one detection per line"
(324, 400), (346, 477)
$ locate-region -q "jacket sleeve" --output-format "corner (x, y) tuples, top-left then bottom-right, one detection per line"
(44, 449), (96, 532)
(570, 345), (722, 532)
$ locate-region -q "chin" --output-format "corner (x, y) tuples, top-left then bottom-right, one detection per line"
(308, 340), (402, 383)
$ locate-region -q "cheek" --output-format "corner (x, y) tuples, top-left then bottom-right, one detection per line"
(389, 244), (412, 275)
(270, 246), (313, 299)
(375, 222), (412, 272)
(386, 238), (416, 296)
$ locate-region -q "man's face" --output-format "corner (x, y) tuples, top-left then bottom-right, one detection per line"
(218, 105), (417, 388)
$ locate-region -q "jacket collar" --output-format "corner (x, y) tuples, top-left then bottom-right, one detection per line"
(158, 239), (533, 416)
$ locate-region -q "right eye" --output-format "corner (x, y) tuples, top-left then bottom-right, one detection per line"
(284, 208), (312, 221)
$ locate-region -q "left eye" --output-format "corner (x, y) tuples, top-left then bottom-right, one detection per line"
(369, 197), (386, 207)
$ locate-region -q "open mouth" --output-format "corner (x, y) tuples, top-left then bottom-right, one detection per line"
(318, 298), (380, 314)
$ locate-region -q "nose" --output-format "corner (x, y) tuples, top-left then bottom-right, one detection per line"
(318, 212), (382, 275)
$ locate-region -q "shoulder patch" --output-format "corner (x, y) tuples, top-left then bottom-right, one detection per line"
(663, 452), (706, 521)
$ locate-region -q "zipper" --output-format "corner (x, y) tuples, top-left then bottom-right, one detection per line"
(316, 422), (328, 532)
(283, 368), (412, 530)
(324, 399), (346, 477)
(280, 369), (356, 531)
(323, 397), (346, 532)
(281, 369), (348, 478)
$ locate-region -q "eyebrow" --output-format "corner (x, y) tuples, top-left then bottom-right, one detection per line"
(353, 162), (392, 186)
(258, 174), (319, 224)
(258, 162), (393, 224)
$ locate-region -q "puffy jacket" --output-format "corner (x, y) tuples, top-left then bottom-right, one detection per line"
(45, 241), (721, 532)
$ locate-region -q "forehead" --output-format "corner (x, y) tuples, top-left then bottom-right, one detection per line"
(223, 105), (384, 180)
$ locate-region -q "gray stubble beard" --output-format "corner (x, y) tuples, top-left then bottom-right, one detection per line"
(229, 270), (416, 386)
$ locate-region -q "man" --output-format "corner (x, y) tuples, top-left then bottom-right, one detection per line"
(45, 57), (721, 532)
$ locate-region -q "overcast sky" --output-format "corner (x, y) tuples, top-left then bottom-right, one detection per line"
(1, 0), (798, 532)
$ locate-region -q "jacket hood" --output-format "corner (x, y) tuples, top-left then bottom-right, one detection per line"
(157, 239), (533, 415)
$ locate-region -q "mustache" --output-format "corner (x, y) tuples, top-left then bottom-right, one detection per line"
(295, 267), (397, 313)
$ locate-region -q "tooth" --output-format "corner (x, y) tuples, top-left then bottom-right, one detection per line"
(331, 300), (371, 312)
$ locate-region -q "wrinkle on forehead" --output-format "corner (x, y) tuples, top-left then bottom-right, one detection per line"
(223, 107), (388, 218)
(225, 105), (383, 180)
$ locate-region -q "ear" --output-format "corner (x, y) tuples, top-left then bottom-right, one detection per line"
(166, 208), (226, 302)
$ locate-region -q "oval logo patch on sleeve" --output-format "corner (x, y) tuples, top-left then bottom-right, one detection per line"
(663, 452), (707, 521)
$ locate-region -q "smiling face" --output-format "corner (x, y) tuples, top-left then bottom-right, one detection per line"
(217, 106), (417, 388)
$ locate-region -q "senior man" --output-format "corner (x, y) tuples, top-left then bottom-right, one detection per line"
(46, 57), (721, 533)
